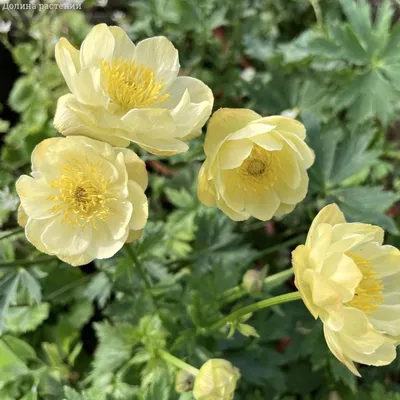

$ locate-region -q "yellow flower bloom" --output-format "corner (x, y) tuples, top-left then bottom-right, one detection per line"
(198, 109), (314, 221)
(293, 204), (400, 376)
(54, 23), (213, 155)
(193, 359), (240, 400)
(16, 136), (148, 266)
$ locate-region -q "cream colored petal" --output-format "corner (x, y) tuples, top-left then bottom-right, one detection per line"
(16, 176), (57, 219)
(292, 245), (320, 319)
(116, 148), (148, 191)
(55, 38), (81, 95)
(370, 293), (400, 336)
(88, 223), (127, 259)
(134, 136), (189, 156)
(308, 223), (332, 269)
(321, 252), (362, 303)
(31, 138), (62, 172)
(381, 271), (400, 294)
(80, 23), (115, 68)
(278, 131), (315, 169)
(54, 95), (130, 147)
(330, 223), (384, 253)
(302, 268), (343, 330)
(330, 308), (397, 370)
(197, 163), (217, 207)
(324, 325), (361, 377)
(274, 167), (308, 204)
(122, 107), (176, 139)
(17, 205), (28, 228)
(217, 169), (244, 213)
(25, 218), (54, 255)
(305, 204), (346, 249)
(256, 115), (306, 140)
(127, 181), (148, 231)
(274, 202), (296, 217)
(228, 123), (275, 140)
(41, 217), (92, 257)
(109, 26), (136, 60)
(218, 139), (253, 170)
(244, 188), (280, 221)
(204, 108), (261, 166)
(73, 67), (108, 106)
(354, 243), (400, 278)
(169, 89), (213, 139)
(250, 133), (283, 151)
(216, 196), (249, 221)
(276, 146), (301, 189)
(58, 251), (94, 267)
(126, 229), (143, 243)
(107, 200), (133, 241)
(134, 36), (179, 88)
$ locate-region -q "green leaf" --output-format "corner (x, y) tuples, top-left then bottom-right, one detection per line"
(143, 375), (172, 400)
(4, 303), (50, 333)
(83, 272), (111, 309)
(91, 322), (138, 379)
(63, 386), (106, 400)
(329, 127), (378, 185)
(19, 268), (42, 304)
(329, 187), (399, 234)
(8, 77), (36, 113)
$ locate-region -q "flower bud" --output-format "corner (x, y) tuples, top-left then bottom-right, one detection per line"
(242, 269), (264, 294)
(193, 359), (240, 400)
(175, 370), (195, 393)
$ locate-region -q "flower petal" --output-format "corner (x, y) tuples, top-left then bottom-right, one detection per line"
(134, 36), (179, 88)
(109, 26), (136, 60)
(127, 181), (148, 231)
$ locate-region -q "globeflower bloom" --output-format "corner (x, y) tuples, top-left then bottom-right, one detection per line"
(193, 359), (240, 400)
(54, 23), (213, 155)
(16, 136), (148, 266)
(197, 109), (314, 221)
(292, 204), (400, 376)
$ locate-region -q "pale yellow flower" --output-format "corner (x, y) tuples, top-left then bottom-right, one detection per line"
(16, 136), (148, 266)
(54, 24), (213, 155)
(193, 359), (240, 400)
(198, 109), (314, 221)
(293, 204), (400, 376)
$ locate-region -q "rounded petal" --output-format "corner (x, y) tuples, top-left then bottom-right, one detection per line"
(88, 224), (127, 259)
(204, 108), (261, 166)
(55, 38), (81, 95)
(107, 200), (133, 240)
(18, 205), (28, 228)
(54, 95), (131, 147)
(257, 115), (306, 140)
(41, 217), (92, 257)
(305, 204), (346, 248)
(218, 139), (253, 170)
(80, 23), (115, 68)
(127, 181), (148, 231)
(126, 229), (143, 244)
(197, 163), (217, 207)
(109, 25), (136, 60)
(16, 176), (56, 219)
(25, 218), (53, 255)
(31, 137), (62, 172)
(116, 148), (148, 190)
(216, 196), (249, 221)
(134, 36), (179, 88)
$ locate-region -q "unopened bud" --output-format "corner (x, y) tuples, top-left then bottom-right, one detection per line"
(193, 359), (240, 400)
(242, 269), (264, 294)
(175, 369), (194, 393)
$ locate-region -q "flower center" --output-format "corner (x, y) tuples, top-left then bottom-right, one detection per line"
(48, 161), (116, 229)
(345, 252), (384, 315)
(101, 58), (169, 111)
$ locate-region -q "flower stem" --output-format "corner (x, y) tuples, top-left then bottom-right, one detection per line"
(218, 268), (294, 306)
(209, 291), (302, 333)
(0, 256), (55, 269)
(125, 244), (152, 291)
(0, 227), (24, 241)
(158, 349), (199, 376)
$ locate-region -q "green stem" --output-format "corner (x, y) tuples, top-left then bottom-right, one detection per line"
(309, 0), (323, 27)
(209, 291), (302, 333)
(0, 227), (24, 241)
(158, 349), (199, 376)
(125, 245), (152, 290)
(0, 256), (55, 268)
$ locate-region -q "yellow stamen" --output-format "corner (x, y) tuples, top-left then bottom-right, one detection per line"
(101, 58), (169, 111)
(48, 160), (116, 229)
(346, 252), (384, 315)
(239, 145), (279, 186)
